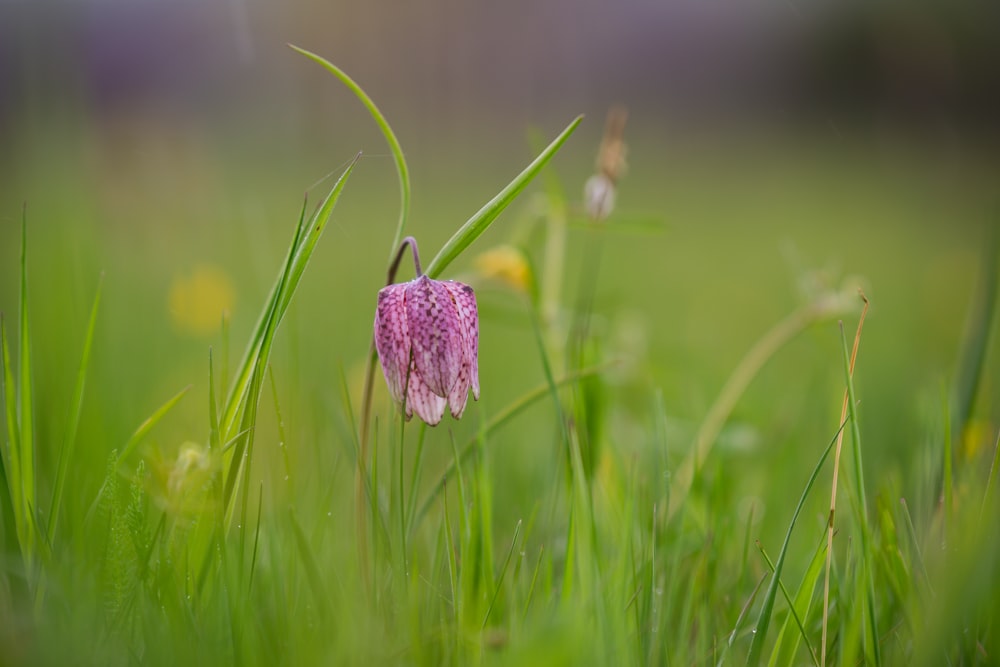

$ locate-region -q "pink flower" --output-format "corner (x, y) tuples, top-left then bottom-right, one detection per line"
(375, 275), (480, 425)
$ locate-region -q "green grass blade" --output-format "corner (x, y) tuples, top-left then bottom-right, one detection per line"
(116, 385), (191, 467)
(442, 484), (459, 628)
(17, 209), (35, 566)
(839, 322), (881, 667)
(289, 507), (331, 622)
(223, 156), (357, 440)
(47, 276), (103, 545)
(277, 153), (361, 315)
(219, 157), (357, 524)
(482, 519), (521, 629)
(247, 482), (263, 594)
(220, 195), (308, 436)
(776, 535), (828, 667)
(745, 421), (844, 666)
(224, 358), (264, 527)
(208, 347), (220, 450)
(404, 423), (427, 539)
(424, 115), (583, 278)
(290, 44), (411, 258)
(1, 315), (23, 550)
(414, 362), (612, 529)
(718, 571), (768, 667)
(755, 538), (821, 667)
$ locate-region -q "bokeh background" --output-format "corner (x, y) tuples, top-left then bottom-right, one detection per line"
(1, 1), (998, 547)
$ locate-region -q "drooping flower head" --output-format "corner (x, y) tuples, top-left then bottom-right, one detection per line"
(374, 238), (479, 426)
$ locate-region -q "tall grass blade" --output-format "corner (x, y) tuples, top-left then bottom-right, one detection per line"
(17, 209), (35, 560)
(220, 156), (358, 523)
(756, 538), (821, 667)
(1, 316), (23, 555)
(821, 294), (868, 667)
(482, 519), (521, 629)
(745, 421), (843, 666)
(48, 276), (103, 545)
(839, 322), (881, 666)
(221, 191), (307, 437)
(424, 115), (583, 278)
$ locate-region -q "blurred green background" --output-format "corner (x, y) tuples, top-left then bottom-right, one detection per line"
(1, 4), (998, 656)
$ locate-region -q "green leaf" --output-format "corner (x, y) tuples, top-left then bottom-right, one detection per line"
(290, 44), (411, 259)
(218, 156), (357, 526)
(221, 156), (358, 439)
(424, 115), (583, 278)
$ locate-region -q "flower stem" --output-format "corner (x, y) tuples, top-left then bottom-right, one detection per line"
(387, 236), (422, 281)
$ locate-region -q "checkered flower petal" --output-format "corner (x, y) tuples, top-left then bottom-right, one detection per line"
(374, 283), (410, 404)
(404, 357), (449, 425)
(443, 280), (480, 418)
(405, 276), (463, 398)
(374, 274), (480, 426)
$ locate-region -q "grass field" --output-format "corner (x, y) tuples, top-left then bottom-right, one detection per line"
(2, 49), (999, 666)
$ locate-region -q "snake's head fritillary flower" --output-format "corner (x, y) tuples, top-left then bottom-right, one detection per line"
(375, 274), (480, 426)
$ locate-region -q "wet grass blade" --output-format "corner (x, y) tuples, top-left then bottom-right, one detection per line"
(717, 571), (768, 667)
